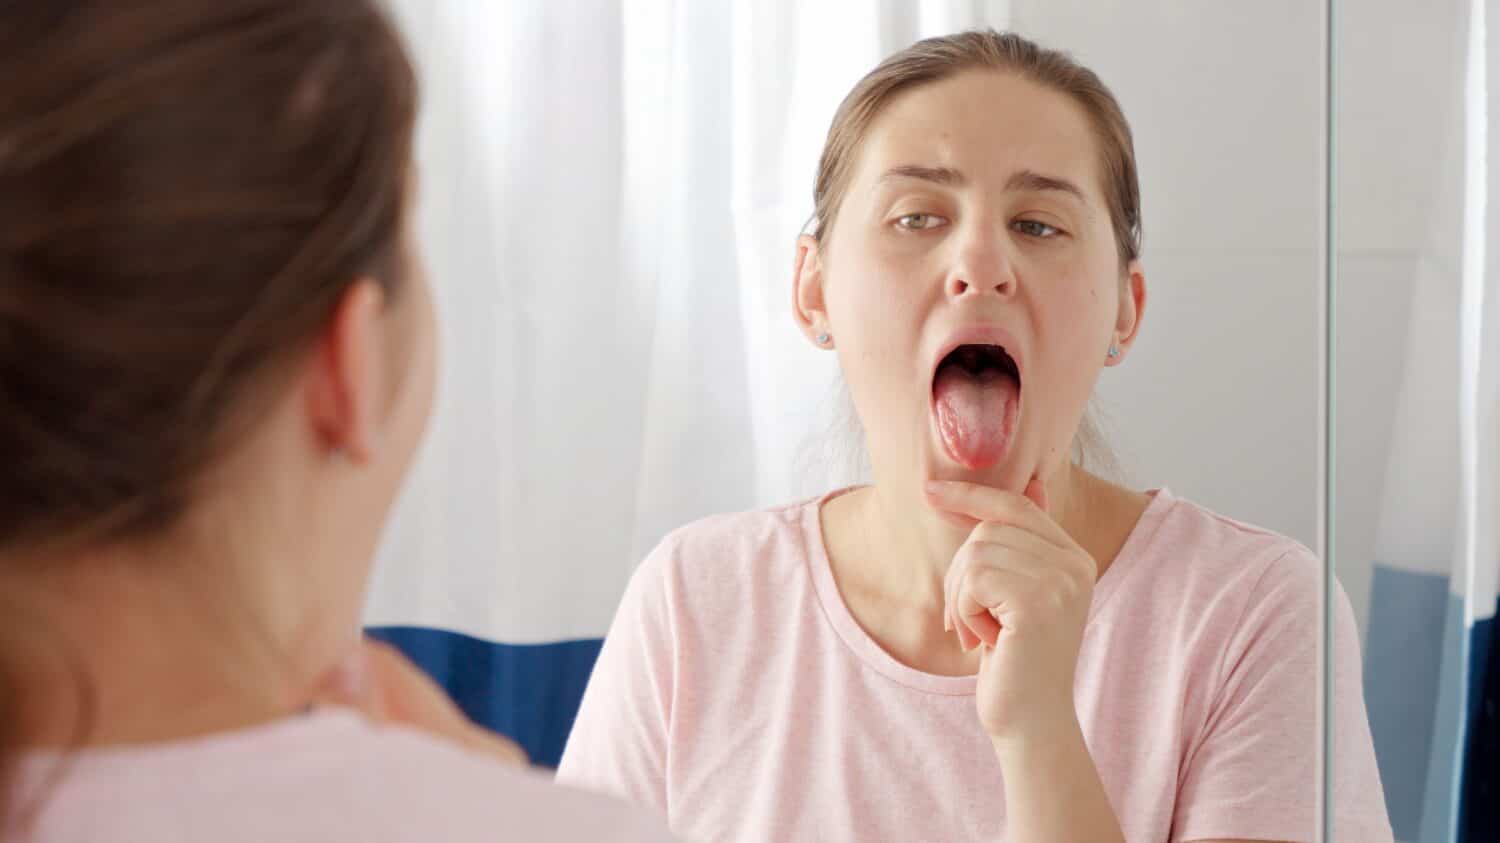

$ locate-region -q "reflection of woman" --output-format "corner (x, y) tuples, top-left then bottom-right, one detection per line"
(0, 3), (672, 840)
(559, 31), (1393, 842)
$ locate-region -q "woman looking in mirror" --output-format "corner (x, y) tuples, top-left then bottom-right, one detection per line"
(0, 2), (672, 840)
(558, 30), (1392, 843)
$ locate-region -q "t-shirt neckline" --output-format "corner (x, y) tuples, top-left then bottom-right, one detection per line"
(802, 484), (1177, 696)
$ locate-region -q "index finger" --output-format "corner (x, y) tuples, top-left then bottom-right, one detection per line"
(923, 479), (1068, 546)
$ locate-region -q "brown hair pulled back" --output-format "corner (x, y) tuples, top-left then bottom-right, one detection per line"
(0, 0), (416, 826)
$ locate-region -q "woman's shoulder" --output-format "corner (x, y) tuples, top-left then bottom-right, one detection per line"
(13, 709), (671, 842)
(1104, 489), (1333, 641)
(1102, 492), (1344, 704)
(633, 494), (826, 591)
(1136, 489), (1321, 592)
(654, 495), (821, 554)
(349, 719), (673, 840)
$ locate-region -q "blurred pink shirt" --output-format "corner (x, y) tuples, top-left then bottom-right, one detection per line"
(11, 707), (673, 842)
(557, 488), (1394, 842)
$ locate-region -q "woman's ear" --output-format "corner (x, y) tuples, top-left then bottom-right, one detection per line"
(305, 279), (387, 462)
(793, 234), (834, 348)
(1107, 260), (1147, 365)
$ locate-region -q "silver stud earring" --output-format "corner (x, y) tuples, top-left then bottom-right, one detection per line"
(816, 332), (832, 346)
(1107, 342), (1121, 359)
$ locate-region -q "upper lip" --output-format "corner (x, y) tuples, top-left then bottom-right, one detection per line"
(930, 324), (1025, 388)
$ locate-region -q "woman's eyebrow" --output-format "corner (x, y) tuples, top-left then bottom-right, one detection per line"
(878, 164), (965, 187)
(877, 165), (1085, 204)
(1005, 169), (1085, 202)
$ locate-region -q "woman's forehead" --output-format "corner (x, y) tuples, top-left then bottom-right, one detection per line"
(852, 71), (1103, 202)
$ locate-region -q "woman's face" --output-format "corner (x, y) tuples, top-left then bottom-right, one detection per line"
(797, 70), (1145, 496)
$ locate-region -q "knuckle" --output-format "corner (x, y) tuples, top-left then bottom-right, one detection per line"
(974, 521), (1005, 543)
(951, 547), (978, 582)
(984, 523), (1016, 544)
(964, 539), (998, 566)
(1056, 579), (1079, 606)
(962, 564), (987, 595)
(1040, 572), (1074, 605)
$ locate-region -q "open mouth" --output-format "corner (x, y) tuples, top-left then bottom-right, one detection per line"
(930, 344), (1021, 471)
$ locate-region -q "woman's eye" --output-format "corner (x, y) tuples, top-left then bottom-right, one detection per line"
(1013, 219), (1061, 238)
(895, 213), (947, 231)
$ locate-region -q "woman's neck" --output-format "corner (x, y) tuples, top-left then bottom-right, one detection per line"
(4, 542), (335, 750)
(820, 464), (1151, 675)
(834, 465), (1134, 595)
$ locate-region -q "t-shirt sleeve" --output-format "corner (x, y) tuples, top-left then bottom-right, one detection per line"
(1171, 548), (1394, 843)
(555, 538), (677, 818)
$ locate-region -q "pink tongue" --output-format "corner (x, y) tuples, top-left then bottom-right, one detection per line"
(933, 366), (1018, 470)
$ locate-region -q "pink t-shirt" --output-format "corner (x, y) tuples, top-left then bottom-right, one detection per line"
(9, 707), (674, 842)
(557, 488), (1394, 842)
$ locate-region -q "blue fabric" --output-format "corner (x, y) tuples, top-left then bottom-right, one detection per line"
(1462, 603), (1496, 842)
(365, 626), (603, 769)
(1365, 565), (1452, 840)
(1420, 593), (1469, 843)
(1366, 566), (1499, 843)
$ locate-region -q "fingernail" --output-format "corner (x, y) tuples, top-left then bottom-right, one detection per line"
(924, 481), (946, 494)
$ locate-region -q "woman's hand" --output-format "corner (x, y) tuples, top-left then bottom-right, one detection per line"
(315, 637), (529, 766)
(928, 477), (1098, 745)
(929, 478), (1129, 841)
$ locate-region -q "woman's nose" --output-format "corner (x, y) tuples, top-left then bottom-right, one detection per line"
(945, 233), (1016, 299)
(947, 275), (1014, 297)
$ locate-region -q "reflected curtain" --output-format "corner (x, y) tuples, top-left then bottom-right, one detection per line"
(1360, 1), (1500, 840)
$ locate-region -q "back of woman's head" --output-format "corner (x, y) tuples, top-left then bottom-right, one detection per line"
(0, 0), (416, 826)
(0, 0), (417, 553)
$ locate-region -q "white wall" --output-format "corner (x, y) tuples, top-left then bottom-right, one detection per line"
(1331, 0), (1464, 637)
(1012, 0), (1463, 640)
(1012, 0), (1468, 640)
(1010, 0), (1326, 552)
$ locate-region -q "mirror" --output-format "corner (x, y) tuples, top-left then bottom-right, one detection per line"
(367, 1), (1355, 839)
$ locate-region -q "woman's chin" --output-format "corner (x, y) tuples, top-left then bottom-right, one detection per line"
(921, 436), (1028, 491)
